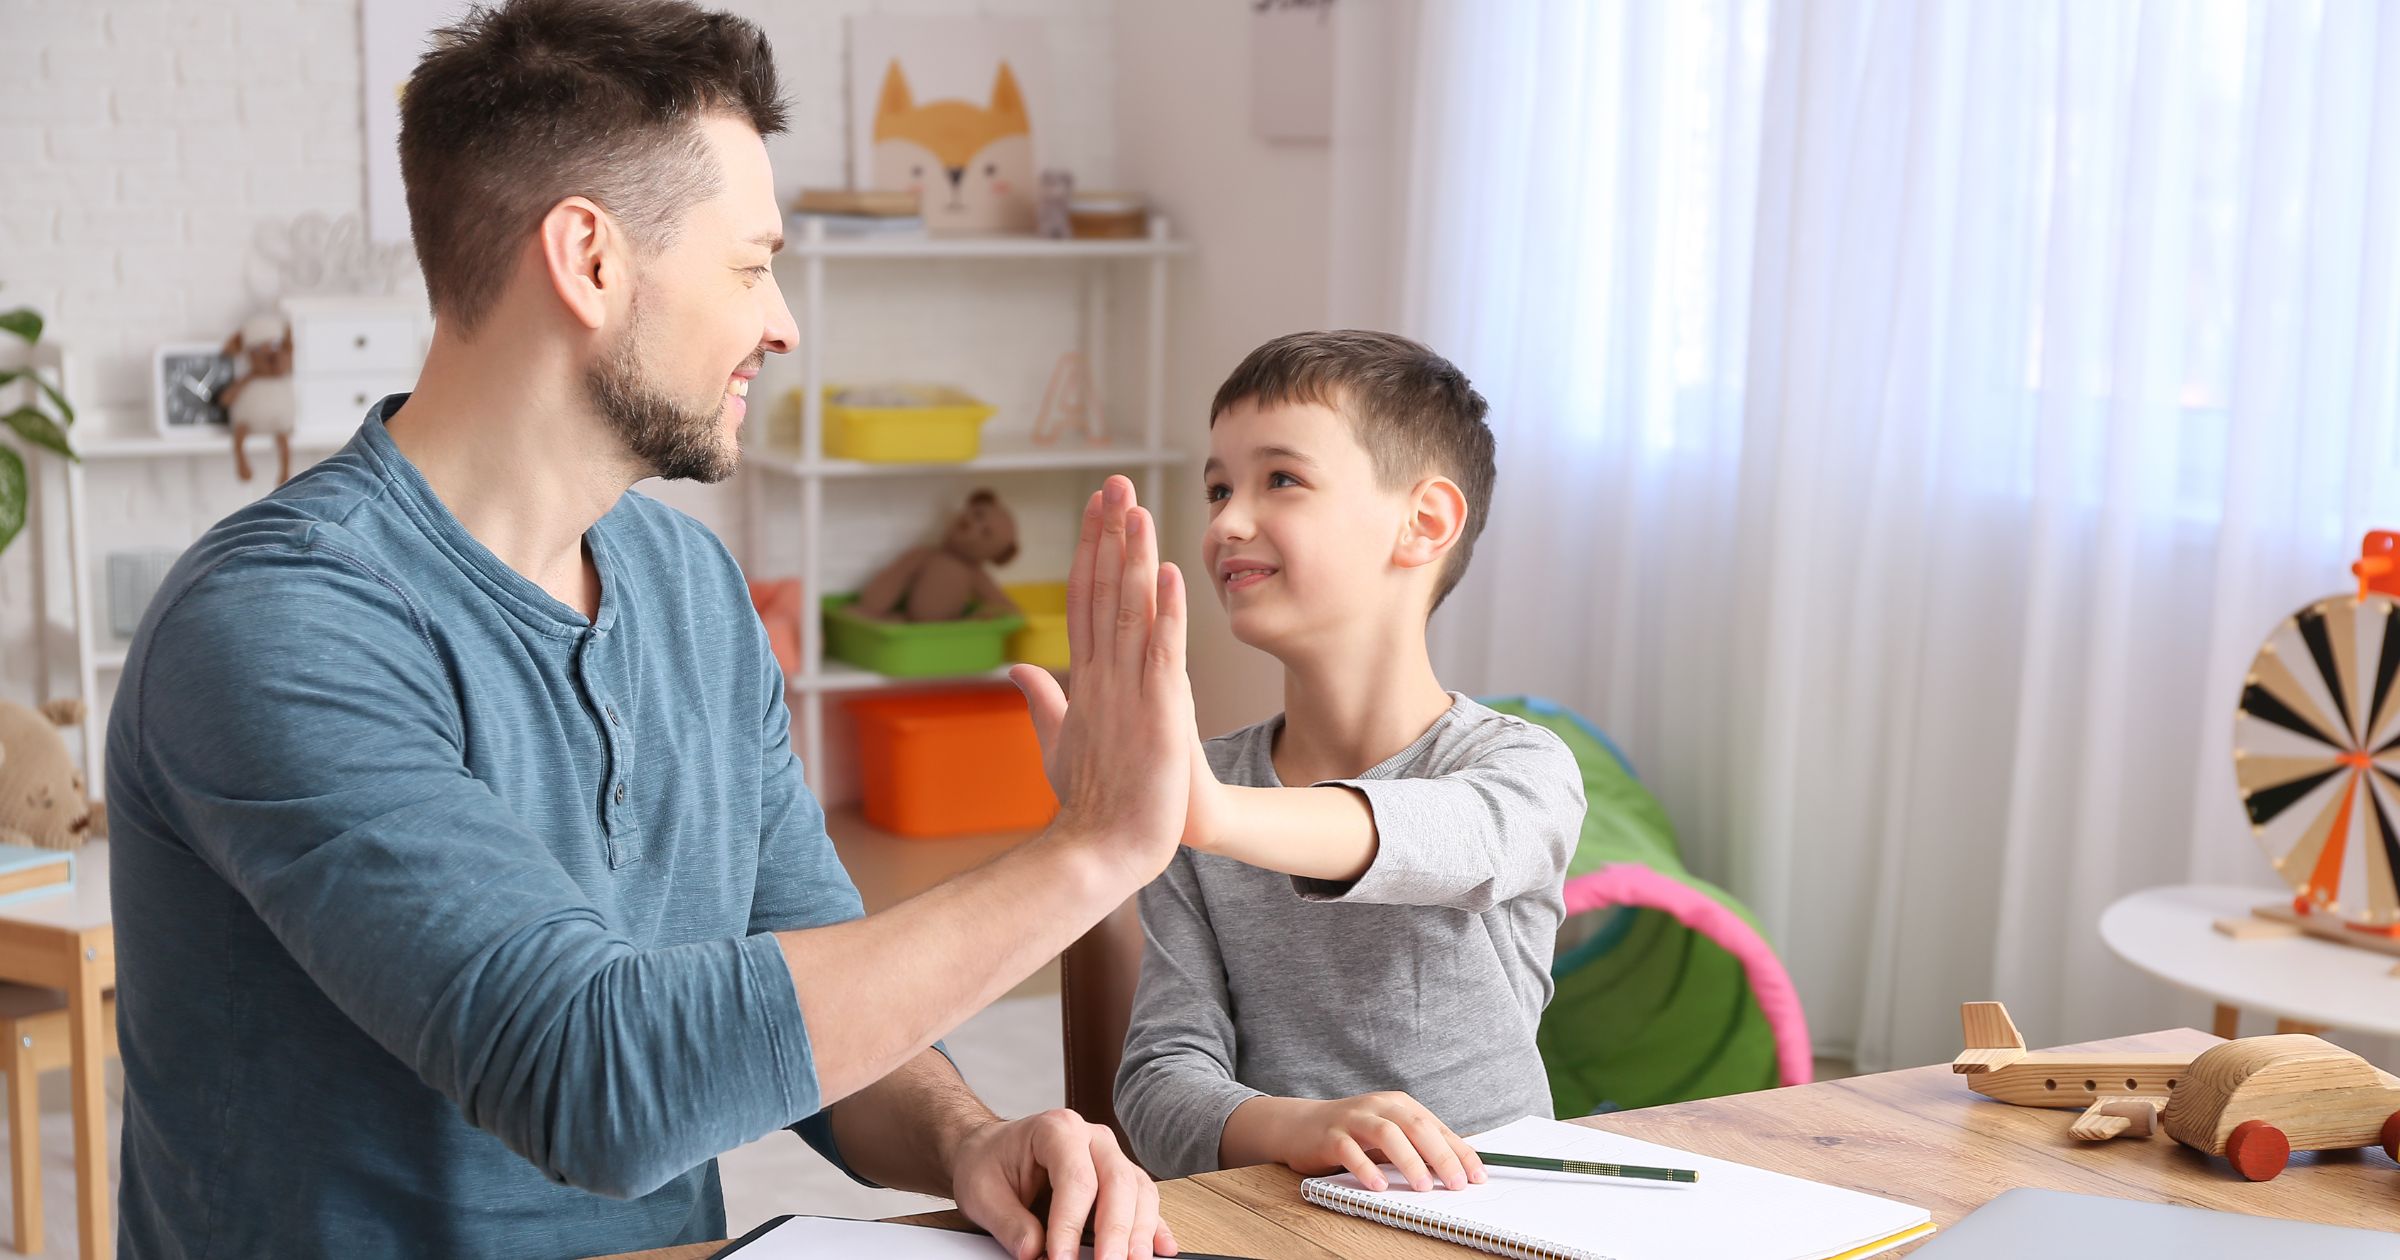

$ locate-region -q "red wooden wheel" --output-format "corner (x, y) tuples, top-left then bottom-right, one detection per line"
(2227, 1119), (2291, 1181)
(2380, 1110), (2400, 1164)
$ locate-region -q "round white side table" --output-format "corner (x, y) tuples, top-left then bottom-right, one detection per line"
(2098, 884), (2400, 1039)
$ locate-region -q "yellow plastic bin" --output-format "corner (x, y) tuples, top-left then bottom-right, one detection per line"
(822, 385), (996, 463)
(1004, 581), (1069, 670)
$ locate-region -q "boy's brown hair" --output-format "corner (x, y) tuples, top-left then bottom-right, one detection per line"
(399, 0), (787, 335)
(1210, 330), (1495, 612)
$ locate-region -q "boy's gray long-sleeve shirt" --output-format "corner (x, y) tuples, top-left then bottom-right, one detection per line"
(1114, 695), (1585, 1179)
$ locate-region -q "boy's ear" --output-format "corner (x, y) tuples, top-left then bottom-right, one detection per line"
(1394, 475), (1469, 572)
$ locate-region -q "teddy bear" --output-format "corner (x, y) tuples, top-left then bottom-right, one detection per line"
(0, 698), (106, 851)
(855, 488), (1023, 622)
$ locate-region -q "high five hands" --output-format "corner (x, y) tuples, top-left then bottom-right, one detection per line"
(1010, 475), (1197, 882)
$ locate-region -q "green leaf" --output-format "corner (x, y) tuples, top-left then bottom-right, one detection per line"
(33, 374), (71, 425)
(3, 406), (75, 462)
(0, 309), (39, 344)
(0, 368), (74, 425)
(0, 445), (23, 556)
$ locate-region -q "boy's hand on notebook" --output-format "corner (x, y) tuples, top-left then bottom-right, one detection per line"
(1012, 476), (1196, 884)
(1250, 1092), (1487, 1193)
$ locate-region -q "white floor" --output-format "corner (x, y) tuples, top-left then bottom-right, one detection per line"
(9, 996), (1064, 1259)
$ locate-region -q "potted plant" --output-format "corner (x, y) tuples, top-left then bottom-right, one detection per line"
(0, 301), (77, 555)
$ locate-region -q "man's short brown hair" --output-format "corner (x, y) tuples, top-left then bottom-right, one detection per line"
(399, 0), (787, 333)
(1210, 330), (1496, 613)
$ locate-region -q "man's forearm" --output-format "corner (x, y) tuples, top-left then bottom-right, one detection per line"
(777, 827), (1144, 1107)
(1202, 786), (1377, 882)
(825, 1048), (995, 1197)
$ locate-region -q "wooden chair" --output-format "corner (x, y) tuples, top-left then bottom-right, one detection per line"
(1060, 897), (1144, 1162)
(0, 984), (117, 1255)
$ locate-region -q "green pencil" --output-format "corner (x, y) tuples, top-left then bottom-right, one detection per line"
(1476, 1152), (1699, 1183)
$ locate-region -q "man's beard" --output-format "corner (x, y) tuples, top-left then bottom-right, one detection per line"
(585, 306), (747, 484)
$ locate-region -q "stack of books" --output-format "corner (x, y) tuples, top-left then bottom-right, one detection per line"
(0, 843), (72, 908)
(791, 188), (925, 238)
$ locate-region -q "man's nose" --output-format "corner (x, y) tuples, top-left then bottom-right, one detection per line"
(761, 291), (798, 356)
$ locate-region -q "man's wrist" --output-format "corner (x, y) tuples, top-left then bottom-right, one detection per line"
(1032, 817), (1156, 899)
(932, 1103), (1006, 1196)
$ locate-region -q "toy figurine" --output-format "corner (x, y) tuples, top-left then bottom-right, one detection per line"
(1037, 169), (1074, 240)
(220, 312), (297, 484)
(855, 489), (1022, 623)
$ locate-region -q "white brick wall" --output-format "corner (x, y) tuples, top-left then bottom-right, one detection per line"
(0, 0), (1123, 772)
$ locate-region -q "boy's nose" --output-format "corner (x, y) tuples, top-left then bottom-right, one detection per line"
(1207, 505), (1253, 547)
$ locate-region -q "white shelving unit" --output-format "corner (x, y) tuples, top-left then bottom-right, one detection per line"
(751, 216), (1191, 798)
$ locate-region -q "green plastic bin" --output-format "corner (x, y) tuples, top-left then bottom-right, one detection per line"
(822, 594), (1026, 677)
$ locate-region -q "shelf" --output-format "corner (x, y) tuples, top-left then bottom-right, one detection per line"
(75, 431), (352, 461)
(781, 224), (1190, 261)
(744, 437), (1187, 480)
(790, 660), (1022, 694)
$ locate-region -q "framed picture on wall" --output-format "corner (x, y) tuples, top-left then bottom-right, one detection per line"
(848, 16), (1055, 236)
(152, 343), (234, 436)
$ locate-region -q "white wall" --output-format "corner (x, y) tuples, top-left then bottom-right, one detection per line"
(1111, 1), (1332, 738)
(0, 0), (1146, 780)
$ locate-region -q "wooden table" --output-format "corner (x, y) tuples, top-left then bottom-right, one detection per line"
(0, 842), (115, 1260)
(596, 1027), (2400, 1259)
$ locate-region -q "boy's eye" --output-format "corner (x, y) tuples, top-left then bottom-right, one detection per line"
(1204, 483), (1230, 503)
(1267, 471), (1300, 489)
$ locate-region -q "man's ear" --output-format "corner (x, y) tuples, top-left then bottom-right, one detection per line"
(1394, 475), (1469, 573)
(537, 196), (621, 332)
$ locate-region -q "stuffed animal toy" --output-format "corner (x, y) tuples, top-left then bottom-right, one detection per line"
(220, 311), (298, 484)
(856, 488), (1023, 622)
(0, 698), (105, 851)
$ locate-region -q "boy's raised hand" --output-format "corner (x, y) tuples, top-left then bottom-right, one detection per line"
(1010, 476), (1195, 883)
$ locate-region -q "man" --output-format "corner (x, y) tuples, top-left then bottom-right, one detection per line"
(105, 3), (1194, 1258)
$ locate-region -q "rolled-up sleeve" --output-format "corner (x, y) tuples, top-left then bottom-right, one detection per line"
(741, 640), (894, 1184)
(131, 550), (823, 1200)
(1296, 726), (1585, 912)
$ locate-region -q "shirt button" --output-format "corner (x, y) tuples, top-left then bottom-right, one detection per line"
(613, 782), (627, 805)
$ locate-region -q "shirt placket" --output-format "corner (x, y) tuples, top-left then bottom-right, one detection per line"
(578, 626), (643, 868)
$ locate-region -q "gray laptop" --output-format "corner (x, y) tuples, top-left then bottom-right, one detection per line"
(1911, 1188), (2399, 1258)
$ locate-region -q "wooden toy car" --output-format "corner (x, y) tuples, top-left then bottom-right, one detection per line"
(2158, 1033), (2400, 1181)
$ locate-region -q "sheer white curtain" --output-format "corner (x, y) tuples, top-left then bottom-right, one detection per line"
(1336, 0), (2400, 1070)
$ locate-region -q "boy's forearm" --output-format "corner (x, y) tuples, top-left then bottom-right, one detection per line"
(1218, 1094), (1311, 1170)
(1199, 785), (1378, 881)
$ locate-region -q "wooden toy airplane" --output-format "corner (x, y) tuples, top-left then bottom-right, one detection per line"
(1951, 1001), (2196, 1139)
(1955, 1001), (2400, 1179)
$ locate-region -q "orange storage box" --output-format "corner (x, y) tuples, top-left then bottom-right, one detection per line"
(846, 689), (1057, 838)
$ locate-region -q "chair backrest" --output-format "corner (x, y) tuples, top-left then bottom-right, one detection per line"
(1059, 895), (1145, 1158)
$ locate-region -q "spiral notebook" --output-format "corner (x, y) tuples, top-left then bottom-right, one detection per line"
(1300, 1117), (1935, 1260)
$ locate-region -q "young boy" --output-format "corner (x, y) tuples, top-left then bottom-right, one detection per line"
(1113, 330), (1587, 1189)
